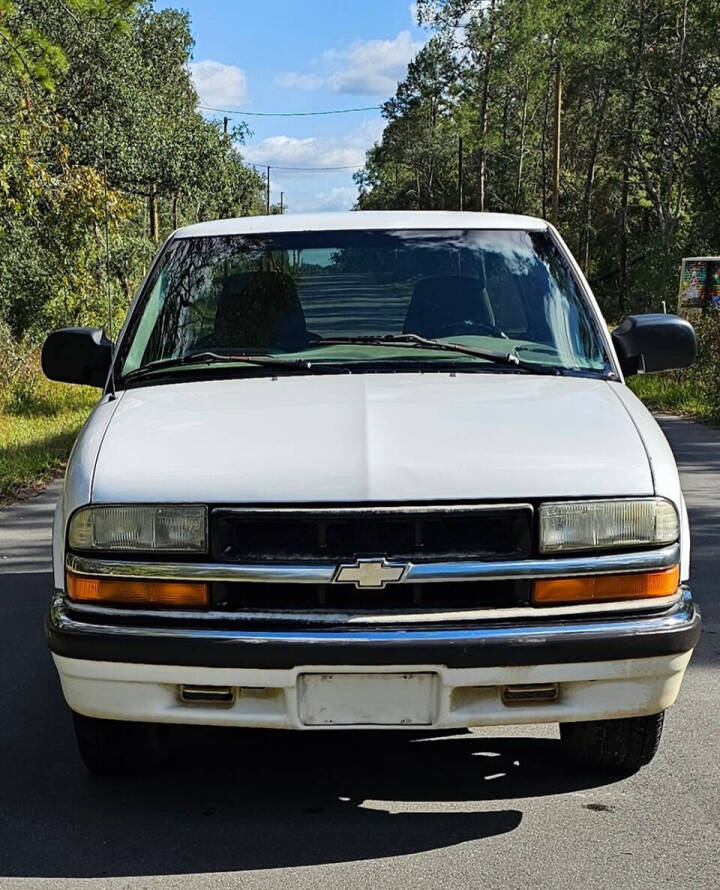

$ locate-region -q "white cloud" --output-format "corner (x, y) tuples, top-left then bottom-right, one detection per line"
(243, 120), (386, 213)
(190, 60), (248, 108)
(243, 119), (384, 170)
(325, 31), (424, 95)
(290, 186), (358, 213)
(274, 72), (324, 90)
(275, 30), (424, 98)
(245, 135), (361, 169)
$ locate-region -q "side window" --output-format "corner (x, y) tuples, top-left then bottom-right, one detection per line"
(125, 250), (226, 372)
(484, 255), (528, 337)
(123, 272), (166, 374)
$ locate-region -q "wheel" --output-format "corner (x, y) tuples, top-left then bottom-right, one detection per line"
(72, 712), (162, 776)
(559, 711), (665, 773)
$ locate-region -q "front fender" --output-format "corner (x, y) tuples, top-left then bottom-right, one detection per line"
(52, 394), (123, 590)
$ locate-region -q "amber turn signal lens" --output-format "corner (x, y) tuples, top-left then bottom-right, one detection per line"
(533, 565), (680, 605)
(66, 572), (208, 607)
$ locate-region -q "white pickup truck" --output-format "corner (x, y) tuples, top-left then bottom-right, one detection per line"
(42, 211), (701, 776)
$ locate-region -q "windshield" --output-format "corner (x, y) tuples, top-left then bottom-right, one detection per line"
(118, 228), (610, 380)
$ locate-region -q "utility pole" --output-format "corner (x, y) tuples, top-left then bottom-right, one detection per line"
(280, 191), (284, 214)
(149, 183), (159, 244)
(478, 0), (495, 212)
(101, 108), (112, 339)
(223, 116), (229, 135)
(457, 135), (464, 211)
(266, 165), (270, 215)
(551, 59), (562, 227)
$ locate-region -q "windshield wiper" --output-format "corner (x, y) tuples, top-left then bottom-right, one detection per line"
(121, 350), (313, 383)
(120, 337), (566, 385)
(308, 334), (560, 375)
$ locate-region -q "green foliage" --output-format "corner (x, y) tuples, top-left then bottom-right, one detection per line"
(363, 0), (720, 322)
(356, 38), (461, 211)
(0, 0), (67, 90)
(0, 0), (264, 341)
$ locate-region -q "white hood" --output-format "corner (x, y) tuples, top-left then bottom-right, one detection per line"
(91, 373), (653, 504)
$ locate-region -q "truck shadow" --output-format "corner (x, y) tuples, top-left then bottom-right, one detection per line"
(0, 591), (623, 879)
(6, 721), (613, 878)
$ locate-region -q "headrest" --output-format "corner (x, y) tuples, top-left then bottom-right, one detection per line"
(403, 276), (495, 338)
(213, 271), (307, 351)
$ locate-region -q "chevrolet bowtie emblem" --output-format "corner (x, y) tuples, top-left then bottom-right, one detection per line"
(334, 558), (408, 589)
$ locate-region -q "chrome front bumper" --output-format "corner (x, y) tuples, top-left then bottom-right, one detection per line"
(47, 587), (701, 670)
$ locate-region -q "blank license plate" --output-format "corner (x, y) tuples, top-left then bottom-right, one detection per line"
(298, 672), (436, 726)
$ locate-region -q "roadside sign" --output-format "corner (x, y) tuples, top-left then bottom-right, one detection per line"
(678, 257), (720, 316)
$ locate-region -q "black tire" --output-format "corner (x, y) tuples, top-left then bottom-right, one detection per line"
(559, 711), (665, 773)
(72, 712), (162, 776)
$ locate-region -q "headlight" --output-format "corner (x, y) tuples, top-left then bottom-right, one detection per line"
(539, 498), (679, 554)
(68, 505), (208, 553)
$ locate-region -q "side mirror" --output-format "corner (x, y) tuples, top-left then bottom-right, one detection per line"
(611, 314), (696, 377)
(41, 327), (113, 388)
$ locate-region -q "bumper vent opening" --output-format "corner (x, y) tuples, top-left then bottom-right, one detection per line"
(501, 683), (559, 705)
(179, 685), (235, 705)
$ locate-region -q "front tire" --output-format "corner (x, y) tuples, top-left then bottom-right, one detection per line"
(559, 711), (665, 773)
(72, 712), (162, 776)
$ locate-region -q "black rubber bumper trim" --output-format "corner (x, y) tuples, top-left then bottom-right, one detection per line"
(46, 594), (702, 670)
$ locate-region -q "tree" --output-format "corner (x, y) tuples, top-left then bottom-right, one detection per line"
(0, 1), (264, 340)
(357, 38), (460, 210)
(361, 0), (720, 320)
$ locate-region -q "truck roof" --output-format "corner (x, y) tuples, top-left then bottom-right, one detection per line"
(174, 210), (548, 239)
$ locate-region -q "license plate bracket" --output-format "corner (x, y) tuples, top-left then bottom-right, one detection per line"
(298, 672), (436, 726)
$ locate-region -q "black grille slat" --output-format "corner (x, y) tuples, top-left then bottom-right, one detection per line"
(212, 579), (530, 612)
(211, 506), (532, 563)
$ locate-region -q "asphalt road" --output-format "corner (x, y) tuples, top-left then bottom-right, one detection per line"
(0, 415), (718, 890)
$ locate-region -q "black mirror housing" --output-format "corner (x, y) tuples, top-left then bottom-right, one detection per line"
(611, 314), (696, 377)
(41, 327), (113, 388)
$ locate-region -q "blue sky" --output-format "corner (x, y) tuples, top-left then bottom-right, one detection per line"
(155, 0), (427, 213)
(154, 1), (426, 213)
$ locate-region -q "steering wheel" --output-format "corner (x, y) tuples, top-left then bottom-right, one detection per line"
(430, 320), (506, 339)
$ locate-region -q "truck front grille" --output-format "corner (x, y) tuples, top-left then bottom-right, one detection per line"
(211, 504), (533, 563)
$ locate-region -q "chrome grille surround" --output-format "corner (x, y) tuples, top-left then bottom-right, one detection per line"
(66, 542), (680, 585)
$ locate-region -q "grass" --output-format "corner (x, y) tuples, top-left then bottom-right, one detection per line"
(628, 374), (717, 422)
(0, 372), (97, 503)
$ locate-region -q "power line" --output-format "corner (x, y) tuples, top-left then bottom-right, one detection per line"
(252, 162), (364, 171)
(198, 104), (381, 117)
(259, 160), (363, 211)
